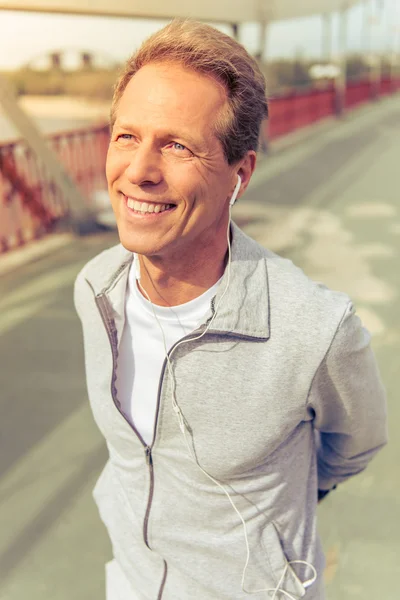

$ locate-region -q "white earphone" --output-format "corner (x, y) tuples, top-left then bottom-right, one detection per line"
(229, 174), (242, 206)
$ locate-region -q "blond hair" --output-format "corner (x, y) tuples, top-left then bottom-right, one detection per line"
(111, 19), (268, 165)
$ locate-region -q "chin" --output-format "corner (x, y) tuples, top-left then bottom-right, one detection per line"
(118, 226), (142, 254)
(116, 225), (161, 257)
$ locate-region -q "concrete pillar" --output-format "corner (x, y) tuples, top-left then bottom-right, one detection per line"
(366, 0), (383, 99)
(256, 20), (270, 154)
(50, 52), (62, 71)
(363, 0), (373, 94)
(256, 20), (269, 62)
(385, 1), (399, 91)
(81, 52), (93, 70)
(335, 4), (348, 115)
(362, 0), (370, 56)
(322, 13), (333, 63)
(390, 26), (400, 91)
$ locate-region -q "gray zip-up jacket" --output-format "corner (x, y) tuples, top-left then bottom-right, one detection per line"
(74, 223), (387, 600)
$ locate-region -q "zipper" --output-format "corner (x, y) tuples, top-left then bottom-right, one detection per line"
(141, 327), (206, 548)
(95, 293), (148, 443)
(210, 295), (216, 316)
(99, 261), (131, 295)
(94, 287), (218, 598)
(95, 290), (171, 596)
(157, 562), (168, 600)
(143, 445), (154, 547)
(95, 294), (121, 410)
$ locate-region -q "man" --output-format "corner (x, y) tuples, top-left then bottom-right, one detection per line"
(74, 19), (387, 600)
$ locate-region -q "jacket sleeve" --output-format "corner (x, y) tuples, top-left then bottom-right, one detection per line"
(307, 301), (388, 492)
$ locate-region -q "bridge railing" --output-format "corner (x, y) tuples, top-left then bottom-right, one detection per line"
(267, 76), (400, 140)
(268, 86), (335, 139)
(1, 77), (399, 254)
(0, 124), (109, 253)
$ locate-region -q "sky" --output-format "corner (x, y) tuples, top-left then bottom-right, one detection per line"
(0, 0), (399, 70)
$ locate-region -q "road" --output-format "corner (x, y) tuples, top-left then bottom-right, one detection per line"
(0, 94), (399, 599)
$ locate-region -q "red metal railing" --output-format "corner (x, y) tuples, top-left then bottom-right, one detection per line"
(0, 124), (109, 253)
(50, 125), (109, 203)
(345, 79), (374, 108)
(0, 77), (399, 254)
(380, 76), (396, 95)
(267, 76), (399, 142)
(268, 86), (335, 139)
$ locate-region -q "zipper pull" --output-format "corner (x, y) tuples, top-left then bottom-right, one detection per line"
(145, 446), (153, 466)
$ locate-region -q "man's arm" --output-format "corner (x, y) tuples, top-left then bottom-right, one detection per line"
(307, 301), (388, 494)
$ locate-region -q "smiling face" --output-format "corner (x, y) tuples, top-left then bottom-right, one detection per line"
(106, 62), (251, 262)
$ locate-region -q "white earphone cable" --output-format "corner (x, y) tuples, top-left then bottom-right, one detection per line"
(135, 179), (317, 597)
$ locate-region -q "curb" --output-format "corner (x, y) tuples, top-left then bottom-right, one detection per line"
(0, 233), (74, 277)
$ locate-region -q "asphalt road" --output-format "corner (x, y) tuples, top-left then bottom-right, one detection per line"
(0, 94), (399, 599)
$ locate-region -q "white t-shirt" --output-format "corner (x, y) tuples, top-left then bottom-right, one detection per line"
(116, 262), (221, 446)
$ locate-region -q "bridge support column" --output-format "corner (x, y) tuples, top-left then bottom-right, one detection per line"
(231, 23), (239, 40)
(322, 12), (333, 63)
(256, 19), (270, 154)
(334, 3), (349, 116)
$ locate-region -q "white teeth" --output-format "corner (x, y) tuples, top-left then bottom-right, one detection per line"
(126, 197), (173, 214)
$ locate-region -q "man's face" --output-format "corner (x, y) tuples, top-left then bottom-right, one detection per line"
(106, 62), (239, 259)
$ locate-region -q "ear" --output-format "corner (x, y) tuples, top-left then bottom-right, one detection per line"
(236, 151), (257, 198)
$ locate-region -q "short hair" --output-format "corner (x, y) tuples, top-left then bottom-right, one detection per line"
(111, 19), (268, 165)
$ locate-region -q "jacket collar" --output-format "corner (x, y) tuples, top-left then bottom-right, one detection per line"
(86, 223), (270, 341)
(207, 223), (270, 340)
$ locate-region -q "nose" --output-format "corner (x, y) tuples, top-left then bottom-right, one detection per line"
(124, 142), (163, 187)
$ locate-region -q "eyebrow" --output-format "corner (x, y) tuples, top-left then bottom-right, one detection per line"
(113, 120), (208, 153)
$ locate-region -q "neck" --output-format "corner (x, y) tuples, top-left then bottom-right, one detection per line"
(137, 227), (230, 307)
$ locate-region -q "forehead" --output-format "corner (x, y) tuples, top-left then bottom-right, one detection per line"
(115, 62), (228, 137)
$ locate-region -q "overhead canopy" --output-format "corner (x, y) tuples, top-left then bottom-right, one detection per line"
(0, 0), (361, 23)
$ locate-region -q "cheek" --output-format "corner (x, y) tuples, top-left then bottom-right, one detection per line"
(188, 162), (229, 210)
(165, 167), (203, 206)
(106, 148), (126, 185)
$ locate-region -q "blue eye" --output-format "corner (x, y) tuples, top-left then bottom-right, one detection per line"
(163, 141), (193, 157)
(167, 142), (193, 157)
(119, 134), (132, 140)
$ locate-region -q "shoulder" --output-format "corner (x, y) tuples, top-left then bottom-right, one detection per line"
(236, 226), (351, 343)
(233, 223), (350, 321)
(271, 250), (350, 327)
(267, 250), (349, 311)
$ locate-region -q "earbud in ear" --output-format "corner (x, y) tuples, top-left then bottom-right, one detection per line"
(229, 174), (242, 207)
